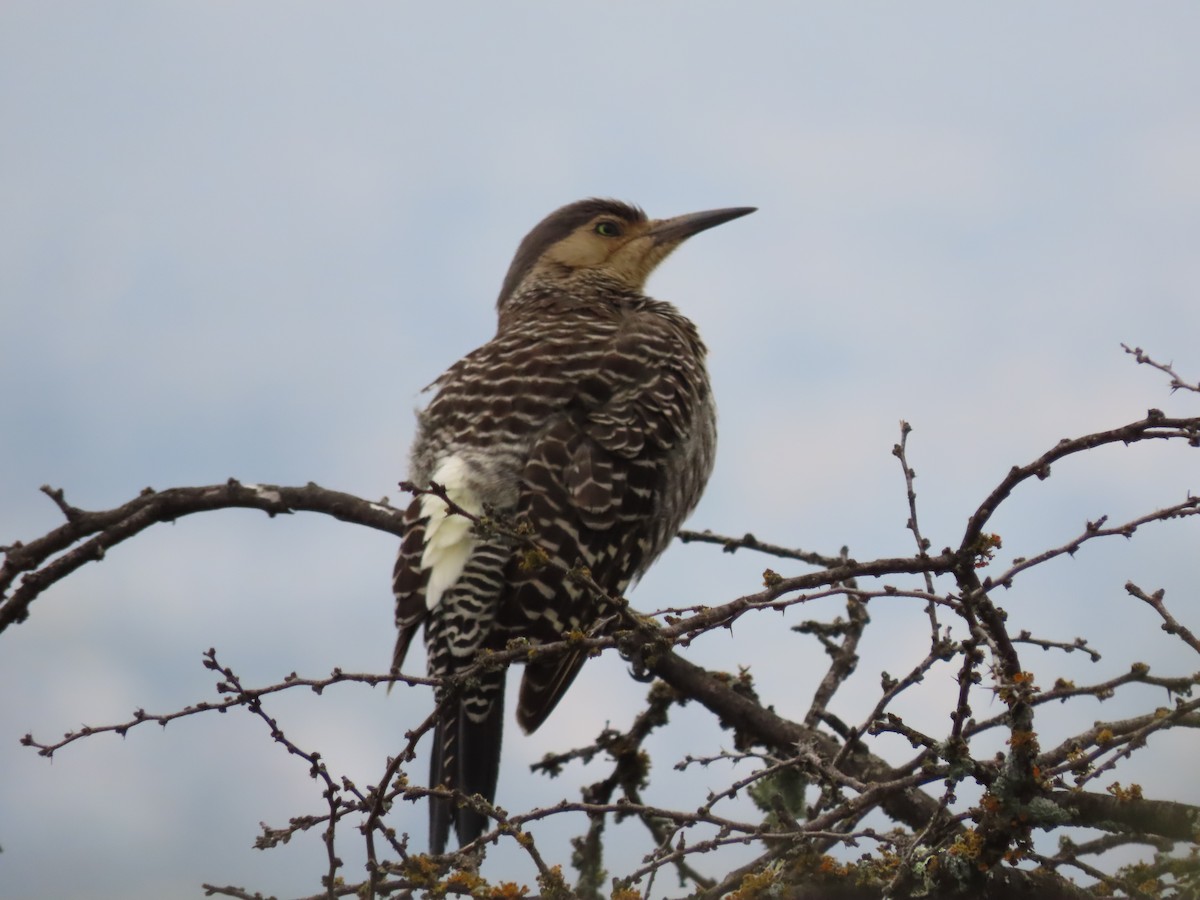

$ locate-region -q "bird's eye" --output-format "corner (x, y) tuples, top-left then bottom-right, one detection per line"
(594, 221), (621, 237)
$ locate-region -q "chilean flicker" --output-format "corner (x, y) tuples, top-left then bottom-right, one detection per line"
(391, 198), (754, 853)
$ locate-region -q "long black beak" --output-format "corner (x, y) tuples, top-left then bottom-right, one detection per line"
(648, 206), (756, 245)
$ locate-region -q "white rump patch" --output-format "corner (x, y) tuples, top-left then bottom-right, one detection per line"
(420, 455), (483, 611)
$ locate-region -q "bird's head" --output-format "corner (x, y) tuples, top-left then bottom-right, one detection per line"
(497, 198), (755, 309)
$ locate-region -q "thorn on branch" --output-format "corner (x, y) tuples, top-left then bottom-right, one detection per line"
(40, 485), (83, 522)
(1126, 581), (1200, 653)
(1122, 343), (1200, 395)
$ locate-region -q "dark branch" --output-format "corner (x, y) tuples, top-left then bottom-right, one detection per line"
(0, 480), (404, 634)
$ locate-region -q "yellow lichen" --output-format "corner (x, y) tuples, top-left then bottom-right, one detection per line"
(400, 854), (441, 888)
(519, 546), (550, 571)
(725, 866), (778, 900)
(1106, 781), (1144, 802)
(483, 882), (530, 900)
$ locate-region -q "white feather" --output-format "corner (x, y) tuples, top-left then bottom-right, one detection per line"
(420, 455), (483, 611)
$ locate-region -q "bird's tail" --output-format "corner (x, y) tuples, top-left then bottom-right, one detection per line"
(428, 671), (507, 854)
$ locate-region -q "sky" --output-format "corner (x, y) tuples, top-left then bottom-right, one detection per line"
(2, 4), (1199, 898)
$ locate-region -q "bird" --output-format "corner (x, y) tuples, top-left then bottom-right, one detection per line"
(391, 198), (755, 854)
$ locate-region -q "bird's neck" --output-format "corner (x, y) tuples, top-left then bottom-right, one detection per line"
(497, 275), (652, 330)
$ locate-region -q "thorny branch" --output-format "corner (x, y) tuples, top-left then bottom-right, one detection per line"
(1123, 343), (1200, 394)
(6, 348), (1200, 899)
(0, 480), (406, 634)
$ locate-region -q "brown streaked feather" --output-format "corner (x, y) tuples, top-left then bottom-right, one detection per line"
(392, 496), (431, 673)
(517, 650), (588, 734)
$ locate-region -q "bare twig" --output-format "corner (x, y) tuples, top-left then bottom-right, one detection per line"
(676, 528), (843, 568)
(1122, 343), (1200, 394)
(1126, 581), (1200, 654)
(0, 481), (405, 633)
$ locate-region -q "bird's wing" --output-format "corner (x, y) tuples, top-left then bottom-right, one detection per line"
(509, 320), (707, 732)
(508, 416), (621, 733)
(581, 328), (700, 458)
(392, 495), (431, 674)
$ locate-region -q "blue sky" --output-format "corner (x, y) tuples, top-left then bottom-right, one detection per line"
(2, 4), (1199, 898)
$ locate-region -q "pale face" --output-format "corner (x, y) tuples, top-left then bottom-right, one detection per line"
(538, 214), (678, 290)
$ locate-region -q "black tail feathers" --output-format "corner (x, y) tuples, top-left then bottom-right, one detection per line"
(428, 676), (506, 854)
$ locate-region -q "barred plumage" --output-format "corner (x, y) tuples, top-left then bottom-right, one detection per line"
(392, 198), (754, 853)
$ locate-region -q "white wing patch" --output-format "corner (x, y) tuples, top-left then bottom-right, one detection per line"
(420, 455), (483, 611)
